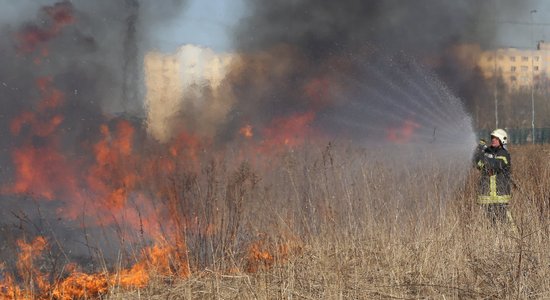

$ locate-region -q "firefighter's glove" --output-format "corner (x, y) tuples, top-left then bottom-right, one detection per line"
(477, 139), (488, 152)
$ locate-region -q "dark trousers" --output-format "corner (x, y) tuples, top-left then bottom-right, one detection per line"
(482, 204), (509, 224)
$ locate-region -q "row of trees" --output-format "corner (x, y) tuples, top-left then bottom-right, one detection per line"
(433, 47), (550, 132)
(472, 88), (550, 130)
(458, 68), (550, 131)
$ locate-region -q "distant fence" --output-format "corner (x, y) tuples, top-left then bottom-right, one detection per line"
(477, 128), (550, 144)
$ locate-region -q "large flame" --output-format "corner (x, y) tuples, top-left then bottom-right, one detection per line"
(0, 236), (194, 299)
(0, 2), (323, 297)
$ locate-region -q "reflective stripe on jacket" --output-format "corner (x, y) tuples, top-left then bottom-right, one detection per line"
(473, 146), (511, 204)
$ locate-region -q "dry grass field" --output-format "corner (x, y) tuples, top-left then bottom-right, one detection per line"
(99, 143), (550, 300)
(2, 143), (549, 299)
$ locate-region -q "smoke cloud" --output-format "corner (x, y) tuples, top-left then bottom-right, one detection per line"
(0, 0), (188, 114)
(218, 0), (525, 139)
(235, 1), (494, 57)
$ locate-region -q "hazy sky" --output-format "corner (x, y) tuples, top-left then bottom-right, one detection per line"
(0, 0), (245, 53)
(153, 0), (245, 52)
(154, 0), (550, 52)
(493, 1), (550, 49)
(158, 0), (550, 52)
(0, 0), (548, 52)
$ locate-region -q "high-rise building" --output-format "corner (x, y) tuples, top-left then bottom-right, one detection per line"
(144, 45), (233, 142)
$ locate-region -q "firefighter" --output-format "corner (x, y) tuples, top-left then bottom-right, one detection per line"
(473, 128), (512, 223)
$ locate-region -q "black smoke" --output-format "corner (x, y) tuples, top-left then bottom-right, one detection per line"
(0, 0), (189, 166)
(235, 1), (497, 58)
(0, 0), (188, 116)
(221, 0), (524, 138)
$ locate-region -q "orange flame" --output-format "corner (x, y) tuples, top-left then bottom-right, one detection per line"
(260, 111), (316, 151)
(10, 112), (64, 137)
(245, 237), (302, 273)
(0, 274), (26, 300)
(10, 111), (35, 135)
(7, 146), (76, 200)
(239, 124), (254, 138)
(16, 26), (53, 55)
(386, 118), (421, 144)
(117, 264), (149, 289)
(169, 131), (203, 157)
(37, 77), (65, 109)
(0, 237), (194, 299)
(16, 1), (74, 60)
(15, 237), (49, 296)
(10, 78), (65, 137)
(51, 273), (109, 300)
(246, 239), (274, 273)
(87, 121), (136, 211)
(44, 1), (75, 33)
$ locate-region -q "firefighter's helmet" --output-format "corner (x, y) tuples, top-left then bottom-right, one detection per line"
(491, 128), (508, 145)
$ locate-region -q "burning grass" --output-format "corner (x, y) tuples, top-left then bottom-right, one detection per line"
(2, 142), (549, 299)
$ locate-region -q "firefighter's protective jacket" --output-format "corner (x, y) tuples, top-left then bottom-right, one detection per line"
(473, 146), (511, 204)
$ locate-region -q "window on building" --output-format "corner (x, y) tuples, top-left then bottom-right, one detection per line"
(510, 76), (517, 81)
(521, 66), (529, 72)
(534, 66), (539, 71)
(522, 56), (529, 62)
(510, 56), (516, 62)
(534, 56), (540, 61)
(511, 66), (516, 72)
(520, 76), (528, 83)
(487, 56), (493, 61)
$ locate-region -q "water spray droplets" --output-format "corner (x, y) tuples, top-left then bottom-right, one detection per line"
(323, 53), (476, 148)
(318, 52), (477, 199)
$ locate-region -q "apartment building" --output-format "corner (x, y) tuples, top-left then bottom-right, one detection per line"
(477, 41), (550, 90)
(144, 45), (233, 142)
